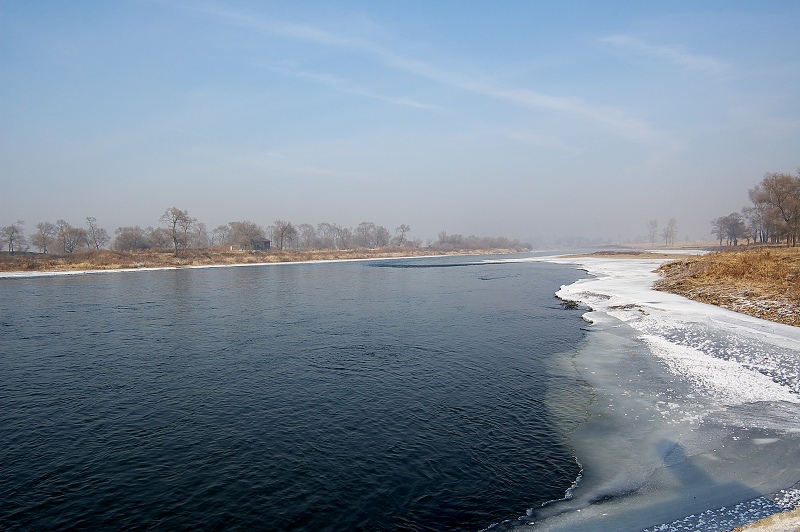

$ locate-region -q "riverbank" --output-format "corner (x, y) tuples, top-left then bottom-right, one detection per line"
(559, 248), (800, 328)
(654, 247), (800, 327)
(0, 247), (524, 274)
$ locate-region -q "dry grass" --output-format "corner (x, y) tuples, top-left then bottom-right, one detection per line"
(0, 246), (522, 273)
(732, 506), (800, 531)
(655, 247), (800, 327)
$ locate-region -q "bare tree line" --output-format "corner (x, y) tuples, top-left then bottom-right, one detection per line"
(207, 219), (421, 253)
(2, 207), (533, 256)
(646, 218), (679, 247)
(430, 231), (530, 252)
(1, 207), (430, 255)
(711, 171), (800, 247)
(2, 217), (110, 255)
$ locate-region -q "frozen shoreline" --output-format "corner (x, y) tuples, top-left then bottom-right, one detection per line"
(495, 253), (800, 531)
(0, 254), (462, 280)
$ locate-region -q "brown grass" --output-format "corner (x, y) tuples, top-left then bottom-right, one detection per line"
(654, 247), (800, 327)
(0, 247), (522, 273)
(732, 506), (800, 530)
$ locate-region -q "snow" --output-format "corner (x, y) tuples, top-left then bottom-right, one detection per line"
(495, 253), (800, 531)
(544, 254), (800, 408)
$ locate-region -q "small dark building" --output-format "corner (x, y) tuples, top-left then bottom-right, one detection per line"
(240, 239), (271, 251)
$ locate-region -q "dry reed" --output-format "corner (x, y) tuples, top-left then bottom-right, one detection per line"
(655, 247), (800, 327)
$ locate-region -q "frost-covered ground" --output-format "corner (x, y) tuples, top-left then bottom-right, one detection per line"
(495, 254), (800, 531)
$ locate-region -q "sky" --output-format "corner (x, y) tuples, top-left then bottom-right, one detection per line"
(2, 1), (799, 245)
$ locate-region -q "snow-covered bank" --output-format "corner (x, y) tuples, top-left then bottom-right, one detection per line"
(500, 254), (800, 531)
(547, 255), (800, 394)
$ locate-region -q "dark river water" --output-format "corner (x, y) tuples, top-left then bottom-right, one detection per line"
(0, 255), (589, 531)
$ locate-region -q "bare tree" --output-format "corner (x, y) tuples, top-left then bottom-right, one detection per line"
(55, 219), (71, 254)
(2, 220), (26, 253)
(647, 220), (658, 245)
(711, 217), (726, 246)
(726, 213), (747, 245)
(31, 221), (57, 253)
(337, 226), (353, 249)
(316, 222), (335, 249)
(191, 222), (209, 248)
(160, 207), (193, 255)
(177, 212), (196, 249)
(668, 218), (678, 246)
(147, 226), (172, 249)
(356, 221), (375, 247)
(712, 213), (746, 246)
(661, 218), (677, 246)
(741, 205), (768, 244)
(296, 223), (317, 249)
(394, 224), (411, 246)
(226, 221), (267, 249)
(51, 219), (88, 253)
(750, 172), (800, 246)
(85, 217), (110, 250)
(114, 226), (150, 250)
(375, 225), (391, 247)
(317, 222), (350, 249)
(272, 220), (297, 250)
(61, 227), (88, 253)
(211, 225), (228, 246)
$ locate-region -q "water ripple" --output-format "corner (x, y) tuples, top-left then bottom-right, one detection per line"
(0, 258), (587, 531)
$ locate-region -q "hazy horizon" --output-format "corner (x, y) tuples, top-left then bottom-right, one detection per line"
(2, 1), (799, 244)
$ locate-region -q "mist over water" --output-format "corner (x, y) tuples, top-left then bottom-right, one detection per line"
(0, 256), (589, 531)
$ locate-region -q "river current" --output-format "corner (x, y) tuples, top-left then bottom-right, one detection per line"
(1, 255), (589, 531)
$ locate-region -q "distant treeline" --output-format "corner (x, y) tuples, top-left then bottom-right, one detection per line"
(1, 208), (530, 255)
(429, 231), (529, 252)
(710, 171), (800, 247)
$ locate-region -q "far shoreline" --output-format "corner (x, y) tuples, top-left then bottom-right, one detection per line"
(5, 246), (797, 329)
(0, 247), (529, 279)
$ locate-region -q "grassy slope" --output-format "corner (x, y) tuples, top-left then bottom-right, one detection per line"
(654, 247), (800, 327)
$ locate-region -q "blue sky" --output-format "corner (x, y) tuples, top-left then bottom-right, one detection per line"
(2, 1), (799, 243)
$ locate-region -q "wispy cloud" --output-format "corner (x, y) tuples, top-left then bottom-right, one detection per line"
(367, 54), (673, 146)
(504, 130), (578, 153)
(600, 35), (730, 75)
(264, 64), (442, 111)
(193, 3), (673, 148)
(197, 3), (367, 49)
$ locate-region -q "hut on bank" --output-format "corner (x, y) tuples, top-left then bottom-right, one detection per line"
(237, 239), (271, 251)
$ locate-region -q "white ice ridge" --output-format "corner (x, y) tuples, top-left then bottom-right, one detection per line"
(524, 254), (800, 409)
(641, 334), (798, 406)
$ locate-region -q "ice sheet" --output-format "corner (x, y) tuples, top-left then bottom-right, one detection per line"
(492, 254), (800, 531)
